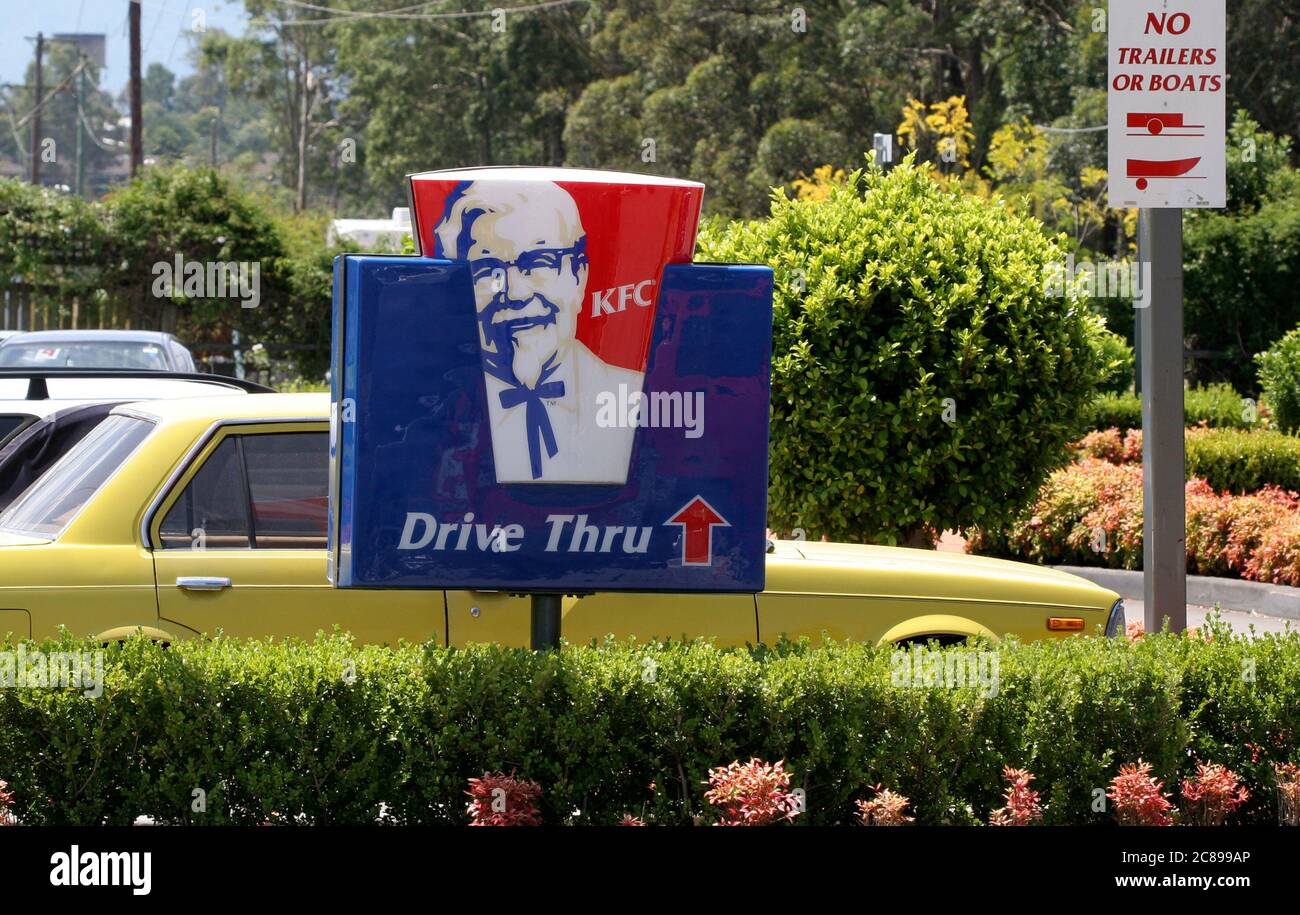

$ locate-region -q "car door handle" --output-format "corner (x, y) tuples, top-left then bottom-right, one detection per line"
(176, 576), (232, 591)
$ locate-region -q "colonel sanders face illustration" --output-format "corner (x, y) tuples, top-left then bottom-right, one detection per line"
(434, 180), (644, 484)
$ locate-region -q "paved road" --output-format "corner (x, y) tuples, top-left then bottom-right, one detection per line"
(1125, 599), (1296, 637)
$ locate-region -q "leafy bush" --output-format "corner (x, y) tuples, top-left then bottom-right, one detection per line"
(968, 459), (1300, 584)
(0, 180), (107, 302)
(1256, 327), (1300, 435)
(1, 630), (1298, 826)
(696, 158), (1105, 546)
(1084, 383), (1263, 432)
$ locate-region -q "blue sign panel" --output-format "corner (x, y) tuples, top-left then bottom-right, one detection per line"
(330, 256), (773, 592)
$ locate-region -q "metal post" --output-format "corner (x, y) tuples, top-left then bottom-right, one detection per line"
(75, 56), (86, 197)
(29, 33), (43, 186)
(1138, 208), (1186, 633)
(129, 0), (143, 177)
(232, 329), (244, 380)
(530, 593), (562, 651)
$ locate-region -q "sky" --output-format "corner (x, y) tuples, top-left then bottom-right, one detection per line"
(1, 0), (250, 99)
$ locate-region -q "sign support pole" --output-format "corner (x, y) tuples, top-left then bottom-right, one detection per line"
(1137, 207), (1186, 633)
(530, 594), (562, 651)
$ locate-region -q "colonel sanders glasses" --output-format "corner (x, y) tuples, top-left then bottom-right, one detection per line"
(469, 239), (589, 292)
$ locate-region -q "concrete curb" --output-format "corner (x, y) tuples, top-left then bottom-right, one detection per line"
(1054, 566), (1300, 621)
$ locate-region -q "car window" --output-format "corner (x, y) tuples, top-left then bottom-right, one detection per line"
(158, 431), (327, 550)
(170, 341), (196, 373)
(0, 341), (169, 371)
(0, 404), (118, 512)
(0, 414), (154, 537)
(159, 438), (251, 549)
(243, 433), (329, 548)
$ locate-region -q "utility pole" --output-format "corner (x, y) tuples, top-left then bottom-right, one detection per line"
(296, 57), (309, 211)
(210, 116), (219, 167)
(75, 53), (86, 197)
(29, 33), (43, 185)
(129, 0), (143, 176)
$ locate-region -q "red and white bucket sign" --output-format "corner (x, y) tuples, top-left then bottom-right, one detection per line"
(406, 166), (705, 485)
(1107, 1), (1226, 208)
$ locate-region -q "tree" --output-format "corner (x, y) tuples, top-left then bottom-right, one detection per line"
(1183, 114), (1300, 392)
(216, 1), (342, 210)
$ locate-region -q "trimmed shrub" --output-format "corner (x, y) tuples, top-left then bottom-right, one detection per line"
(1186, 428), (1300, 493)
(1075, 426), (1300, 494)
(1, 630), (1298, 826)
(1084, 384), (1264, 432)
(1256, 327), (1300, 434)
(696, 158), (1105, 546)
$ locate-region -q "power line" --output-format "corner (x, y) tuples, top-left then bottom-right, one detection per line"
(9, 58), (92, 132)
(78, 104), (124, 153)
(1035, 124), (1108, 134)
(259, 0), (589, 27)
(145, 0), (171, 56)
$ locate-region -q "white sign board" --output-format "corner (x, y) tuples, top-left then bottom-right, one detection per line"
(1108, 1), (1226, 208)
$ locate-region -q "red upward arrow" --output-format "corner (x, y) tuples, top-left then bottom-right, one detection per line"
(665, 496), (730, 566)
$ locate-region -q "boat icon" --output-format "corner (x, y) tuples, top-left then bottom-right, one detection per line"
(1126, 156), (1202, 190)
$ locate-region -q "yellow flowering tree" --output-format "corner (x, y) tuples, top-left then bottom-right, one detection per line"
(897, 96), (975, 173)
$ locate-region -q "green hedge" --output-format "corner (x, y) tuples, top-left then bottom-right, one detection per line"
(1, 631), (1297, 825)
(1077, 426), (1300, 493)
(1187, 428), (1300, 493)
(1085, 383), (1262, 432)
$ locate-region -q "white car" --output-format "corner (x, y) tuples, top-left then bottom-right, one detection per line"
(0, 329), (197, 373)
(0, 367), (270, 450)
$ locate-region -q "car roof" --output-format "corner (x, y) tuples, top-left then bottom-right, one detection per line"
(115, 391), (330, 423)
(0, 330), (172, 344)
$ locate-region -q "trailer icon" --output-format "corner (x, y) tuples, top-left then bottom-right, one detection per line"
(1126, 112), (1205, 136)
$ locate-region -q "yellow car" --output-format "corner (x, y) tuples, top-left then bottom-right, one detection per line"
(0, 392), (1123, 647)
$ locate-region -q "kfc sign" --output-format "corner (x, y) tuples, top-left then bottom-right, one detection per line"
(330, 167), (773, 593)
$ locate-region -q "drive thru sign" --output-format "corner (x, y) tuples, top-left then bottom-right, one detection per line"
(329, 168), (774, 599)
(1108, 1), (1226, 208)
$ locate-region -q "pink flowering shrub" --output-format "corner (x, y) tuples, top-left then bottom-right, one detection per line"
(967, 458), (1300, 584)
(465, 772), (542, 826)
(704, 758), (802, 826)
(856, 785), (913, 826)
(1107, 760), (1174, 826)
(989, 767), (1043, 826)
(1075, 428), (1126, 463)
(1180, 763), (1249, 825)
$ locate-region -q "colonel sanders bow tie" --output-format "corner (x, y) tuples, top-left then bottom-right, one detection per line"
(487, 353), (565, 480)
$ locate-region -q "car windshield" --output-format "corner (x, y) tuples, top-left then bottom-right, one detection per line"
(0, 414), (154, 537)
(0, 341), (169, 370)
